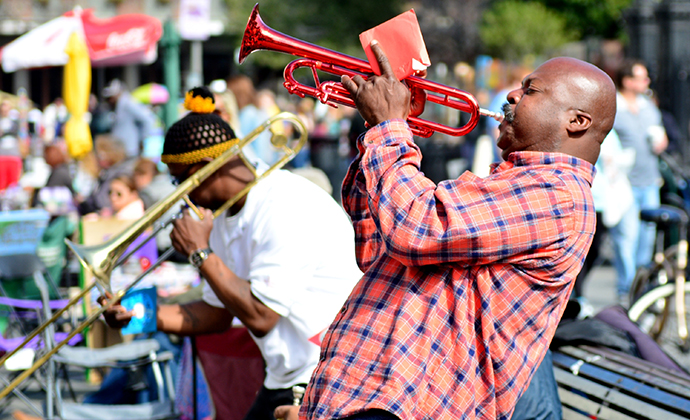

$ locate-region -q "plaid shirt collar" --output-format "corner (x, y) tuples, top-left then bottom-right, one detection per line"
(491, 151), (596, 186)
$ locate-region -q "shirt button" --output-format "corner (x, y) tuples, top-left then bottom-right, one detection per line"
(340, 305), (347, 314)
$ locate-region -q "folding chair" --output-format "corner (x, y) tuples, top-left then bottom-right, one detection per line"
(52, 339), (179, 420)
(0, 209), (81, 418)
(0, 258), (80, 419)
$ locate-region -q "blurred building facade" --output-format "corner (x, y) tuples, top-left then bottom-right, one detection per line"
(0, 0), (234, 108)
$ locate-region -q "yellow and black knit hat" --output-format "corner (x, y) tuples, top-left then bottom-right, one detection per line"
(161, 86), (239, 165)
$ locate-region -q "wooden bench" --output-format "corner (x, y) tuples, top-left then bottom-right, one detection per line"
(552, 345), (690, 420)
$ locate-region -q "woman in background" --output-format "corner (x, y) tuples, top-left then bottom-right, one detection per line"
(108, 174), (144, 220)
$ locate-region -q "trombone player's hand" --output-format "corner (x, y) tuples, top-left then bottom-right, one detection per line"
(170, 207), (214, 257)
(274, 405), (299, 420)
(98, 291), (133, 329)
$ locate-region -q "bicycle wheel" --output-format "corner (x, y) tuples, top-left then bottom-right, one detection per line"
(628, 245), (677, 311)
(628, 281), (690, 343)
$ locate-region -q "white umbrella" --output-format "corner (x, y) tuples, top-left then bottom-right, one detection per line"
(0, 7), (162, 73)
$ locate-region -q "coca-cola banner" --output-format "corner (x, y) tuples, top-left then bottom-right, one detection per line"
(72, 8), (162, 67)
(1, 7), (162, 72)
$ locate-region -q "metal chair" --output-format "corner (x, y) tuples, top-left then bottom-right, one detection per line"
(52, 339), (179, 420)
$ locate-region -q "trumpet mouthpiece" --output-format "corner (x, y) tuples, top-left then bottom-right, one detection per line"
(479, 108), (503, 122)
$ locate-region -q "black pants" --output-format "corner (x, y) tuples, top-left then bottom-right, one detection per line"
(340, 410), (399, 420)
(243, 384), (308, 420)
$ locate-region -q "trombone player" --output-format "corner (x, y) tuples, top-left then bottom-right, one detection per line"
(101, 87), (362, 420)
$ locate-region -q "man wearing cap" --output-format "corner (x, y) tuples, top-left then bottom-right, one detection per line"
(102, 79), (158, 158)
(102, 87), (362, 420)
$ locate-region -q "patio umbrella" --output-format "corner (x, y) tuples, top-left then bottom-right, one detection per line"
(131, 83), (169, 105)
(0, 7), (162, 72)
(62, 32), (92, 159)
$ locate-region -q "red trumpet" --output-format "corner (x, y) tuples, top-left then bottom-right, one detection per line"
(240, 4), (499, 138)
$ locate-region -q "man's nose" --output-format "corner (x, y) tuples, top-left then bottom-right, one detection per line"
(506, 88), (521, 105)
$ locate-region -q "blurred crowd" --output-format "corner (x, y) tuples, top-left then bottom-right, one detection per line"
(1, 55), (687, 310)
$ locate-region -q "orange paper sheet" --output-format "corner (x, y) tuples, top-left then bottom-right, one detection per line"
(359, 9), (431, 81)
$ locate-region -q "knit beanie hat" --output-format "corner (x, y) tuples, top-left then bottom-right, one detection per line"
(161, 86), (239, 165)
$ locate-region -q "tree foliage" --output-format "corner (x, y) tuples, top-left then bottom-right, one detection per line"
(536, 0), (633, 39)
(413, 0), (488, 66)
(480, 1), (578, 62)
(223, 0), (407, 69)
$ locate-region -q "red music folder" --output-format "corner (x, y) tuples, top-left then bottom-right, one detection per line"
(359, 9), (431, 81)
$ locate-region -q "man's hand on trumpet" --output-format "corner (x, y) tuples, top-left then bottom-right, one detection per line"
(170, 207), (214, 257)
(341, 40), (426, 128)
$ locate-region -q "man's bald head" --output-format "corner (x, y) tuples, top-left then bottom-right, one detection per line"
(546, 57), (616, 143)
(497, 57), (616, 164)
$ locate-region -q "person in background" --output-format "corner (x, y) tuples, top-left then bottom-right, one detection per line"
(649, 90), (683, 157)
(613, 59), (667, 303)
(572, 128), (635, 318)
(108, 174), (145, 220)
(77, 135), (136, 217)
(226, 75), (271, 162)
(256, 89), (284, 165)
(89, 93), (113, 137)
(133, 158), (175, 209)
(210, 79), (242, 135)
(132, 157), (178, 255)
(102, 79), (157, 158)
(41, 97), (68, 143)
(0, 100), (21, 157)
(41, 142), (73, 193)
(72, 150), (100, 205)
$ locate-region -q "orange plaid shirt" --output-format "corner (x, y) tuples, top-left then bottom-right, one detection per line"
(302, 120), (596, 420)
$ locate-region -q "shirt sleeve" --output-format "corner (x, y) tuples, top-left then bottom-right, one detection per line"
(359, 120), (575, 267)
(341, 139), (384, 273)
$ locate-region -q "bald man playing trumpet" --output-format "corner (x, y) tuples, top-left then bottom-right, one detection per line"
(276, 41), (616, 420)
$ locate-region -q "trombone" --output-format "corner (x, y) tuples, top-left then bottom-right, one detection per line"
(0, 112), (308, 400)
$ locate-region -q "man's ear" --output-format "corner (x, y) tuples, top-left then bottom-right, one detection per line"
(566, 110), (592, 135)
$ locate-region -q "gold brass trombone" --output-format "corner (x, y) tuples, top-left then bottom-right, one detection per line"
(0, 112), (308, 400)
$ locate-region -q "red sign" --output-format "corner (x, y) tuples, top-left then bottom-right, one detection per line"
(66, 8), (162, 67)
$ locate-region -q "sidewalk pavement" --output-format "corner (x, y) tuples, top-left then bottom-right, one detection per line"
(583, 263), (690, 371)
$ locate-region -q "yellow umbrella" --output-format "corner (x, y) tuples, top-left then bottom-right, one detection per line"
(63, 32), (92, 159)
